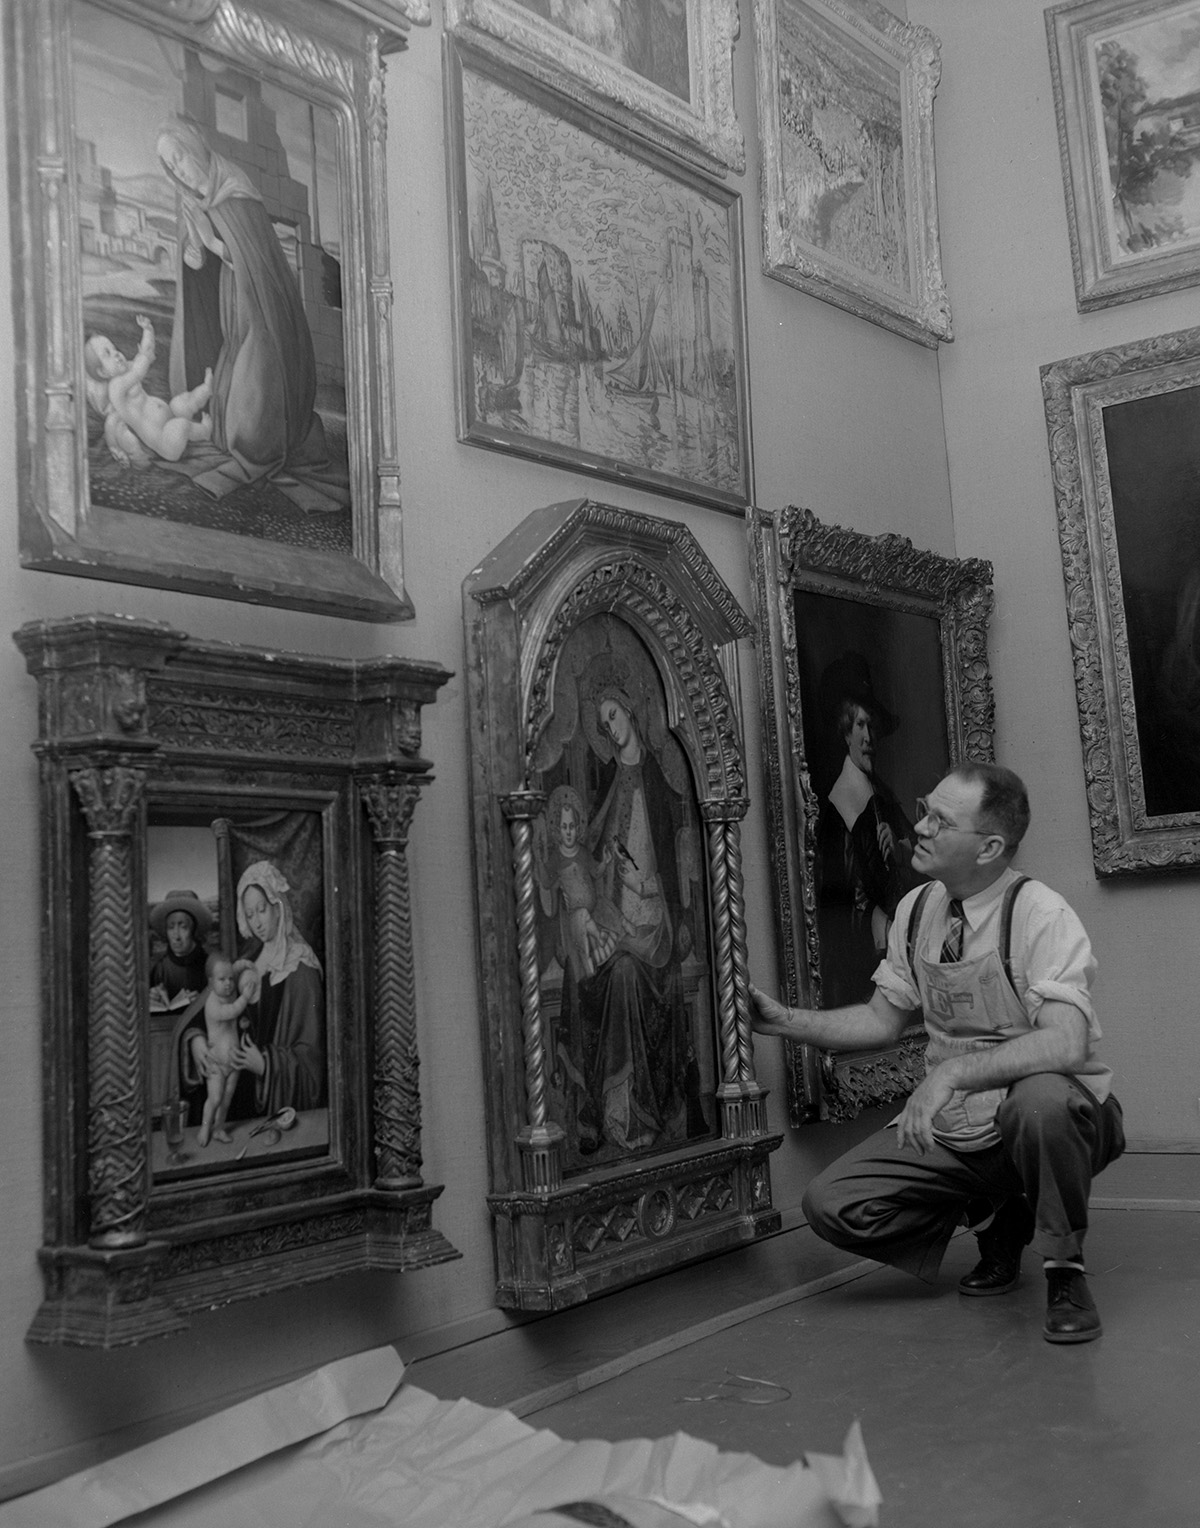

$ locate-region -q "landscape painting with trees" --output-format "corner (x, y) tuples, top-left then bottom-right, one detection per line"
(1095, 7), (1200, 258)
(1049, 0), (1200, 308)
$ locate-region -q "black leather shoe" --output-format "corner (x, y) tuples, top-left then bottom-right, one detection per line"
(1044, 1267), (1102, 1343)
(958, 1194), (1035, 1297)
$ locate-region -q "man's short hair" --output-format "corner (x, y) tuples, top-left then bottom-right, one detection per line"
(949, 762), (1030, 852)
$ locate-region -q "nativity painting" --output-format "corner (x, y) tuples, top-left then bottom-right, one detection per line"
(71, 1), (352, 555)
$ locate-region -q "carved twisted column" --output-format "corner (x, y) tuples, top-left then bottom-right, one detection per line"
(362, 774), (426, 1190)
(500, 790), (564, 1192)
(70, 762), (148, 1250)
(702, 798), (768, 1139)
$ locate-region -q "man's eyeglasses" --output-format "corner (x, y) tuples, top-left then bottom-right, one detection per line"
(914, 798), (990, 839)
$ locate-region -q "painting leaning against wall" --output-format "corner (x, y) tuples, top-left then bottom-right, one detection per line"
(444, 33), (753, 513)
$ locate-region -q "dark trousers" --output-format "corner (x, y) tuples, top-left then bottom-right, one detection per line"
(801, 1074), (1125, 1281)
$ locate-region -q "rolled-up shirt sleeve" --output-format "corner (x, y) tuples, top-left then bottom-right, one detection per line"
(1023, 899), (1101, 1041)
(871, 888), (924, 1013)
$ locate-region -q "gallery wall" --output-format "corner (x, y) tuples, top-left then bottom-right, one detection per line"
(0, 0), (959, 1496)
(911, 0), (1200, 1152)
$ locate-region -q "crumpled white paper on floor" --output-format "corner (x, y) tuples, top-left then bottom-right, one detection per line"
(0, 1346), (881, 1528)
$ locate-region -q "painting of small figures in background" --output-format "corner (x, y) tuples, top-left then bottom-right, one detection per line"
(71, 2), (352, 553)
(531, 615), (717, 1172)
(455, 51), (750, 506)
(1092, 6), (1200, 259)
(513, 0), (691, 101)
(775, 0), (908, 295)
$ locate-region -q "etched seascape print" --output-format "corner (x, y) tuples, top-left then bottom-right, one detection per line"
(776, 0), (909, 294)
(453, 50), (750, 508)
(71, 1), (352, 555)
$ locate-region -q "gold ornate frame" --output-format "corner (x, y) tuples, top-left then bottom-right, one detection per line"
(1041, 323), (1200, 874)
(749, 506), (995, 1125)
(14, 614), (457, 1347)
(6, 0), (426, 621)
(1047, 0), (1200, 312)
(464, 499), (781, 1311)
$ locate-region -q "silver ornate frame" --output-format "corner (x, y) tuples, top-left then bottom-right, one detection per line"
(6, 0), (426, 622)
(749, 506), (995, 1125)
(752, 0), (952, 347)
(1041, 324), (1200, 875)
(14, 614), (457, 1347)
(1047, 0), (1200, 312)
(445, 0), (744, 174)
(464, 499), (781, 1311)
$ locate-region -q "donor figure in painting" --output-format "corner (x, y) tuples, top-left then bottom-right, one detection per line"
(815, 652), (920, 1007)
(155, 119), (348, 514)
(180, 859), (326, 1126)
(535, 628), (711, 1168)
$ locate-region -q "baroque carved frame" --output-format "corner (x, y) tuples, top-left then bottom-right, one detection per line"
(445, 0), (744, 174)
(749, 506), (995, 1125)
(752, 0), (952, 347)
(14, 614), (457, 1348)
(1041, 323), (1200, 875)
(464, 499), (781, 1311)
(6, 0), (427, 621)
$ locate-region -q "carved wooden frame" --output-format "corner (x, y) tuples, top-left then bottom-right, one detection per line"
(5, 0), (427, 622)
(14, 614), (458, 1348)
(1041, 324), (1200, 874)
(752, 0), (952, 347)
(749, 506), (995, 1125)
(445, 0), (744, 174)
(464, 499), (781, 1311)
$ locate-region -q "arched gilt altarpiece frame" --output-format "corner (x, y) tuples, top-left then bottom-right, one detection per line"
(465, 500), (781, 1311)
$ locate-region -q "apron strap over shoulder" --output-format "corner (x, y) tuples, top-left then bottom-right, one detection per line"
(999, 874), (1031, 994)
(905, 874), (1032, 992)
(906, 882), (935, 983)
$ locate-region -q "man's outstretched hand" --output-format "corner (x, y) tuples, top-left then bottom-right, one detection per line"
(748, 983), (797, 1037)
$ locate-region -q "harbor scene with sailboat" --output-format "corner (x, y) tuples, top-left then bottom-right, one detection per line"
(457, 64), (749, 504)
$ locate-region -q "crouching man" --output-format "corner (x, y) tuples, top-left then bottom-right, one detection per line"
(751, 763), (1124, 1343)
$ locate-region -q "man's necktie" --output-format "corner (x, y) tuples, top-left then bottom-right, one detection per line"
(940, 899), (965, 963)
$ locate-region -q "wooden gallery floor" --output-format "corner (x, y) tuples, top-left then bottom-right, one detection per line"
(410, 1152), (1200, 1528)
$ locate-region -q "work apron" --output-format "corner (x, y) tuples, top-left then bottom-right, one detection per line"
(916, 940), (1032, 1151)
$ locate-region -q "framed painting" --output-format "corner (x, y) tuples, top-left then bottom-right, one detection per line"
(444, 33), (754, 514)
(1041, 324), (1200, 874)
(6, 0), (425, 622)
(444, 0), (744, 173)
(749, 505), (995, 1125)
(14, 614), (458, 1347)
(464, 498), (781, 1311)
(752, 0), (952, 347)
(1047, 0), (1200, 310)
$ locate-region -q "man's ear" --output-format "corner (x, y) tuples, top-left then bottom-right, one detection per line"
(976, 833), (1008, 868)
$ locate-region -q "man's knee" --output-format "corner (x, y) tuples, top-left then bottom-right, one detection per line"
(801, 1176), (836, 1239)
(998, 1073), (1083, 1143)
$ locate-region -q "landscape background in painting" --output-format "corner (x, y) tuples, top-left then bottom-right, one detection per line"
(71, 0), (351, 554)
(455, 54), (748, 505)
(513, 0), (691, 100)
(1091, 4), (1200, 262)
(776, 0), (909, 294)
